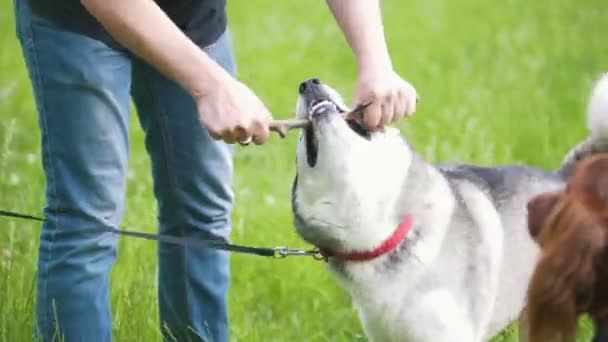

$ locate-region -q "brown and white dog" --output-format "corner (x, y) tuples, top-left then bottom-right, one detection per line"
(290, 74), (608, 341)
(525, 153), (608, 342)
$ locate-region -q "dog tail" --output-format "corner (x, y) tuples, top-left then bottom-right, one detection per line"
(525, 193), (606, 342)
(588, 72), (608, 138)
(558, 73), (608, 178)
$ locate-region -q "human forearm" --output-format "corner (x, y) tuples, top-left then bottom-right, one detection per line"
(81, 0), (272, 144)
(81, 0), (229, 100)
(325, 0), (392, 72)
(325, 0), (417, 129)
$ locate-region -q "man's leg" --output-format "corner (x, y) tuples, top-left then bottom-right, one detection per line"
(593, 321), (608, 342)
(130, 30), (236, 342)
(14, 1), (132, 340)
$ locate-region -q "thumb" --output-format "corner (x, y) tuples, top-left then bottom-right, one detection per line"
(360, 101), (381, 129)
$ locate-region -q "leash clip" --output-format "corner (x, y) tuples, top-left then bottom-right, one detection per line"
(273, 247), (325, 261)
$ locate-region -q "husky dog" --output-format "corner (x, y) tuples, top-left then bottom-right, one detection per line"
(290, 75), (608, 341)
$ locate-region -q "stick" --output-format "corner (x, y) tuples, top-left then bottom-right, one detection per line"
(269, 103), (370, 138)
(269, 119), (310, 138)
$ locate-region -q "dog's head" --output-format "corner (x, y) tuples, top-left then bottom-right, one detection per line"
(525, 154), (608, 342)
(291, 78), (413, 255)
(527, 154), (608, 242)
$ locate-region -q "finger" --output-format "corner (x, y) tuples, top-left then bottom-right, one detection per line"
(236, 127), (253, 145)
(207, 124), (227, 141)
(380, 99), (394, 127)
(208, 131), (222, 140)
(405, 98), (415, 117)
(390, 96), (401, 124)
(378, 103), (393, 126)
(252, 132), (268, 145)
(253, 105), (272, 145)
(362, 101), (382, 130)
(407, 88), (418, 115)
(252, 121), (270, 145)
(394, 89), (408, 122)
(233, 125), (250, 143)
(221, 129), (237, 144)
(238, 136), (253, 146)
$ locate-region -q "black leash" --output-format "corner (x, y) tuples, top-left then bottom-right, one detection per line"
(0, 209), (323, 260)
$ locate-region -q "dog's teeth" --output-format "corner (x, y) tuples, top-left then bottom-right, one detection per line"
(311, 102), (323, 113)
(311, 100), (333, 114)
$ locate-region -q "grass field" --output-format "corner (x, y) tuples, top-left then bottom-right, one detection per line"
(1, 0), (608, 341)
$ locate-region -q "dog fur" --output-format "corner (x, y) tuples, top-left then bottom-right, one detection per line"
(525, 154), (608, 342)
(290, 74), (608, 341)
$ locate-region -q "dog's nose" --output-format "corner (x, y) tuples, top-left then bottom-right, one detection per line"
(299, 78), (321, 94)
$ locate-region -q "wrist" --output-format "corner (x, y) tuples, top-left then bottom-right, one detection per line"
(186, 53), (233, 101)
(355, 48), (393, 75)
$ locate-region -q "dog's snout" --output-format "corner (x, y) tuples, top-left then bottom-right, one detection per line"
(299, 78), (321, 94)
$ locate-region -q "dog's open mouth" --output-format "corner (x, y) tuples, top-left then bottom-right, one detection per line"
(305, 122), (319, 167)
(304, 98), (332, 168)
(304, 98), (371, 168)
(308, 98), (339, 118)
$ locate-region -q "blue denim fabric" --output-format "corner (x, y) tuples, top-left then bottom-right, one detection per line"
(594, 322), (608, 342)
(14, 0), (236, 341)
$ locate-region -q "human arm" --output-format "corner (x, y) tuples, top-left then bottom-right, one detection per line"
(80, 0), (271, 144)
(325, 0), (418, 130)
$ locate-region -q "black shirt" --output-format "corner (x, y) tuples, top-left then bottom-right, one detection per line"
(27, 0), (227, 50)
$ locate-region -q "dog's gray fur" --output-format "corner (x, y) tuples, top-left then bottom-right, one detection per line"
(290, 75), (608, 341)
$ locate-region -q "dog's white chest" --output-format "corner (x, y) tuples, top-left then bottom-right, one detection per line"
(351, 280), (477, 342)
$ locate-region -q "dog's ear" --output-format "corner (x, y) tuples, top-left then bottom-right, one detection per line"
(527, 191), (563, 240)
(568, 154), (608, 207)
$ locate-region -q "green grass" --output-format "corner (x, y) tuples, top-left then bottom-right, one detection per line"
(1, 0), (607, 341)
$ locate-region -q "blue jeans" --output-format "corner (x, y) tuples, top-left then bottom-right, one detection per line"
(15, 0), (235, 341)
(595, 321), (608, 342)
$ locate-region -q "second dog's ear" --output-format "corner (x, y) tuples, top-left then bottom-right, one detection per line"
(527, 192), (563, 240)
(568, 154), (608, 207)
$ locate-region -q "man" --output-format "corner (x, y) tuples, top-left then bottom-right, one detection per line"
(14, 0), (418, 340)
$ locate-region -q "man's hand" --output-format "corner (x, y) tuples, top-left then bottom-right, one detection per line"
(325, 0), (418, 130)
(197, 77), (271, 145)
(353, 67), (418, 130)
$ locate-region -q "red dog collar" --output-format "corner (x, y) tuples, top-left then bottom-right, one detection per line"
(318, 215), (414, 262)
